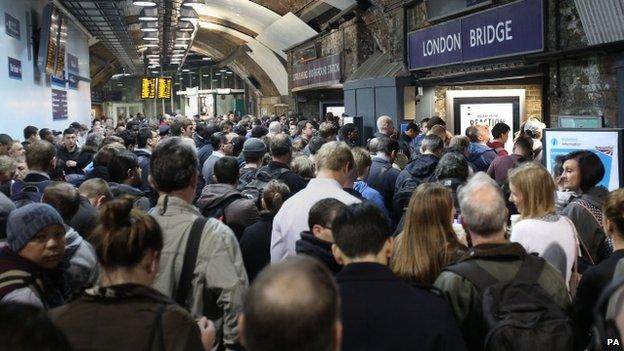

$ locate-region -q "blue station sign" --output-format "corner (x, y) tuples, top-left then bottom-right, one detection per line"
(408, 0), (543, 70)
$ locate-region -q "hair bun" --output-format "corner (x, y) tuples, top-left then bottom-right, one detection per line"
(100, 195), (134, 229)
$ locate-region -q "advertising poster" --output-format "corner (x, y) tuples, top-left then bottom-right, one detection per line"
(460, 102), (514, 152)
(52, 89), (68, 120)
(544, 129), (622, 191)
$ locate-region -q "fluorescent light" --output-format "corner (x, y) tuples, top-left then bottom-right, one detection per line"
(219, 69), (226, 72)
(144, 43), (158, 47)
(141, 27), (158, 32)
(226, 71), (233, 74)
(171, 53), (184, 57)
(139, 16), (158, 21)
(202, 74), (210, 77)
(176, 37), (191, 41)
(174, 43), (188, 48)
(202, 57), (212, 61)
(144, 37), (159, 41)
(146, 54), (159, 58)
(214, 73), (221, 75)
(182, 69), (190, 72)
(133, 1), (156, 6)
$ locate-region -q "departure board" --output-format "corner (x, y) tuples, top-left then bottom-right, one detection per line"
(157, 78), (172, 99)
(141, 77), (156, 99)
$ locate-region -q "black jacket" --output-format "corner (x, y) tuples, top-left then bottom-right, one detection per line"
(395, 154), (439, 193)
(133, 149), (152, 195)
(109, 183), (151, 211)
(398, 132), (414, 159)
(367, 157), (400, 209)
(295, 232), (342, 274)
(260, 161), (306, 194)
(57, 146), (87, 175)
(337, 262), (466, 351)
(69, 196), (98, 240)
(572, 249), (624, 350)
(240, 212), (274, 282)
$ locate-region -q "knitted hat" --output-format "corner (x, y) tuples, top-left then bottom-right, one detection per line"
(243, 138), (267, 158)
(524, 119), (546, 134)
(6, 203), (65, 252)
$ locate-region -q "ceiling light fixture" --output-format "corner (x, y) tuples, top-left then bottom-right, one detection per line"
(144, 37), (159, 41)
(179, 8), (198, 21)
(133, 1), (156, 6)
(182, 69), (190, 72)
(174, 43), (188, 48)
(146, 54), (159, 58)
(202, 57), (212, 61)
(144, 43), (158, 47)
(182, 0), (203, 7)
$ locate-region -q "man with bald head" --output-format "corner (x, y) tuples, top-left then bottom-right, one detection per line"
(434, 173), (570, 350)
(239, 256), (341, 351)
(375, 115), (396, 139)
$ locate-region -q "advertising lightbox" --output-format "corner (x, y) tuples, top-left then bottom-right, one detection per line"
(543, 128), (624, 191)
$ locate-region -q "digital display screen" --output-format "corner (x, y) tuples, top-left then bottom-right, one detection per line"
(157, 78), (172, 99)
(141, 77), (156, 99)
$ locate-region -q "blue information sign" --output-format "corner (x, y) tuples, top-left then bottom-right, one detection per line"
(8, 57), (21, 80)
(408, 0), (543, 70)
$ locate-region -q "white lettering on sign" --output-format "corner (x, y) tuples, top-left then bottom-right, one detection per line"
(469, 20), (513, 47)
(422, 33), (461, 57)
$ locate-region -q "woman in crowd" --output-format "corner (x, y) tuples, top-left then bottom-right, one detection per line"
(239, 180), (291, 282)
(487, 135), (534, 183)
(51, 196), (214, 351)
(559, 150), (611, 264)
(391, 183), (466, 285)
(571, 188), (624, 350)
(508, 162), (576, 287)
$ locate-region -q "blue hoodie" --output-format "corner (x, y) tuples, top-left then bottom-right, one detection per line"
(467, 143), (497, 172)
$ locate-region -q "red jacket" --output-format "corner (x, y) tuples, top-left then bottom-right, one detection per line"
(487, 140), (508, 156)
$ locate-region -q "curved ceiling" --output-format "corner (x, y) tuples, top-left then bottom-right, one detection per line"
(187, 0), (319, 97)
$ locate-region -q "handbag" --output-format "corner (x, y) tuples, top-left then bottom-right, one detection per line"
(564, 216), (594, 299)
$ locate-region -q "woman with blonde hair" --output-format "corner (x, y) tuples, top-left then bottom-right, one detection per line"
(391, 183), (466, 284)
(508, 162), (576, 287)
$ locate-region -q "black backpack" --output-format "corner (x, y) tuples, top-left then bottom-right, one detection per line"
(591, 267), (624, 351)
(445, 255), (573, 351)
(392, 172), (433, 219)
(240, 167), (289, 206)
(10, 179), (50, 208)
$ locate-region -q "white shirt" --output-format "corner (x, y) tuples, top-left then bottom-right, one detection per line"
(270, 178), (361, 262)
(510, 215), (576, 288)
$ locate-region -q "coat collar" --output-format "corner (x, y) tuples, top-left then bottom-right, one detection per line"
(458, 242), (527, 263)
(84, 283), (174, 304)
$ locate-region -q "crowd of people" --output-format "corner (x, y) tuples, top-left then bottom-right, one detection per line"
(0, 110), (623, 350)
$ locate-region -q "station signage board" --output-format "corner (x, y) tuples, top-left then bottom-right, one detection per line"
(408, 0), (543, 70)
(157, 78), (172, 99)
(292, 53), (341, 91)
(141, 77), (156, 99)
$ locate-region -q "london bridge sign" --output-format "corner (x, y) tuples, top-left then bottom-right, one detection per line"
(407, 0), (543, 70)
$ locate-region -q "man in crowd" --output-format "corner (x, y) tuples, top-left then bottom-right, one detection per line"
(22, 126), (39, 148)
(367, 137), (400, 212)
(351, 148), (387, 216)
(395, 134), (444, 193)
(295, 198), (346, 274)
(133, 127), (159, 195)
(338, 123), (359, 147)
(10, 140), (57, 206)
(398, 122), (419, 160)
(271, 141), (360, 262)
(466, 125), (498, 172)
(57, 128), (84, 175)
(434, 173), (570, 350)
(487, 122), (510, 156)
(374, 115), (396, 139)
(257, 133), (306, 194)
(523, 118), (545, 162)
(238, 256), (341, 351)
(107, 150), (150, 211)
(239, 138), (266, 186)
(297, 120), (316, 142)
(197, 156), (260, 239)
(201, 132), (233, 185)
(0, 134), (13, 156)
(170, 116), (195, 139)
(333, 202), (466, 351)
(149, 137), (247, 350)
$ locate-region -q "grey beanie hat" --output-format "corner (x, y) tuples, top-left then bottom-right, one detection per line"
(243, 138), (267, 158)
(6, 203), (65, 252)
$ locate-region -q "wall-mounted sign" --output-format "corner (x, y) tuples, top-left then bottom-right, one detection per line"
(408, 0), (543, 70)
(5, 13), (20, 39)
(67, 54), (79, 73)
(292, 53), (341, 91)
(68, 73), (78, 89)
(51, 71), (66, 87)
(52, 89), (68, 120)
(141, 77), (156, 99)
(8, 57), (21, 80)
(157, 78), (171, 99)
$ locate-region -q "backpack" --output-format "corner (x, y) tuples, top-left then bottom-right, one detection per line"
(240, 167), (290, 206)
(392, 172), (434, 219)
(592, 259), (624, 351)
(445, 255), (573, 351)
(10, 180), (50, 208)
(200, 193), (244, 222)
